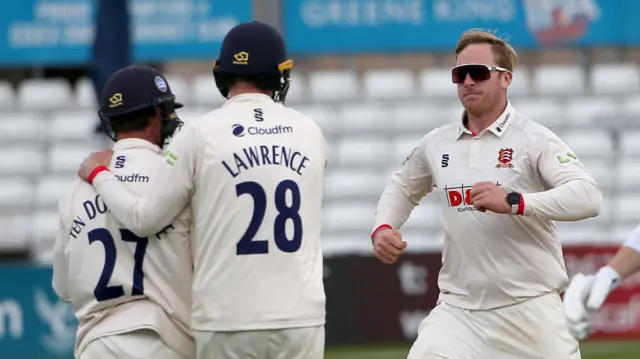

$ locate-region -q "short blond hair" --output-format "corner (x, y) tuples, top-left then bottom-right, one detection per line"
(455, 29), (518, 72)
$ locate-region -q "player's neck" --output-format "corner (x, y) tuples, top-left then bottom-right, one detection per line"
(116, 132), (158, 146)
(228, 85), (272, 99)
(465, 100), (508, 134)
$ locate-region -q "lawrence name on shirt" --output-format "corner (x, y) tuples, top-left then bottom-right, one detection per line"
(222, 142), (309, 178)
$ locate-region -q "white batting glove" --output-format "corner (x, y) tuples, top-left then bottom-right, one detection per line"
(563, 266), (621, 340)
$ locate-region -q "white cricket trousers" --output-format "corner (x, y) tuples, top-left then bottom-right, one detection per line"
(80, 329), (186, 359)
(195, 325), (324, 359)
(407, 293), (581, 359)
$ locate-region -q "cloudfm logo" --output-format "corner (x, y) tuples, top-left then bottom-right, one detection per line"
(231, 124), (294, 137)
(232, 124), (246, 137)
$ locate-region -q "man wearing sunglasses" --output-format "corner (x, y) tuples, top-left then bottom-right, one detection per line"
(371, 30), (601, 358)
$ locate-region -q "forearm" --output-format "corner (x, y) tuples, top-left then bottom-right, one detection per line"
(611, 228), (640, 280)
(92, 171), (166, 236)
(374, 182), (418, 230)
(521, 179), (601, 221)
(607, 246), (640, 281)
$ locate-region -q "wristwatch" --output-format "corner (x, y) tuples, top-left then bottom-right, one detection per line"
(506, 192), (522, 215)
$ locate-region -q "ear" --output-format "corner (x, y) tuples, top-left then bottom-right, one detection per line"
(154, 106), (164, 120)
(151, 108), (164, 127)
(502, 71), (512, 89)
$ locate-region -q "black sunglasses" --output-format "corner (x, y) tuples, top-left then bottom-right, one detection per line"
(451, 63), (510, 84)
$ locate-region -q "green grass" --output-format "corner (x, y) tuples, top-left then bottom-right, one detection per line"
(19, 341), (640, 359)
(325, 341), (640, 359)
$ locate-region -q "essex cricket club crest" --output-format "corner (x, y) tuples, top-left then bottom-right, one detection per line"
(496, 148), (514, 169)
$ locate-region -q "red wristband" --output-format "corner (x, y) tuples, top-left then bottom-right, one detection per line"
(517, 194), (525, 216)
(88, 166), (110, 185)
(371, 224), (393, 241)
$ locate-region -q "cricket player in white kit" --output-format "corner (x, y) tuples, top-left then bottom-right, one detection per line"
(53, 65), (195, 359)
(372, 30), (602, 358)
(77, 22), (327, 359)
(564, 228), (640, 340)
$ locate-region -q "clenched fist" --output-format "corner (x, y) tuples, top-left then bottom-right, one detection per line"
(372, 228), (407, 264)
(470, 181), (510, 214)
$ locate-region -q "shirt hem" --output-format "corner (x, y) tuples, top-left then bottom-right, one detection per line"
(438, 290), (559, 311)
(191, 318), (326, 332)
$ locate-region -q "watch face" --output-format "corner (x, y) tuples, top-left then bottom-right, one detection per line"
(507, 192), (520, 204)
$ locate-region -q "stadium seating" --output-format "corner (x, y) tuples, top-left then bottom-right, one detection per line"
(508, 66), (531, 97)
(0, 215), (30, 251)
(0, 81), (15, 108)
(591, 63), (640, 95)
(17, 79), (74, 109)
(309, 70), (360, 101)
(532, 64), (586, 96)
(420, 68), (458, 98)
(75, 77), (97, 108)
(2, 62), (637, 260)
(0, 179), (33, 211)
(363, 69), (416, 100)
(51, 110), (100, 140)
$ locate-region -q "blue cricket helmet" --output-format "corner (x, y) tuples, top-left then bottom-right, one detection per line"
(98, 65), (183, 143)
(213, 21), (293, 103)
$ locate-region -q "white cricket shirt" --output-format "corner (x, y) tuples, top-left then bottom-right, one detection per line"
(375, 102), (602, 310)
(90, 94), (328, 331)
(52, 139), (195, 358)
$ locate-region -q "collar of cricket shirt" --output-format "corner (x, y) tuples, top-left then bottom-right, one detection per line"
(456, 101), (516, 139)
(113, 138), (162, 154)
(223, 93), (274, 107)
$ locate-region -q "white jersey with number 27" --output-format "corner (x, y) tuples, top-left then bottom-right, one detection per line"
(52, 139), (195, 358)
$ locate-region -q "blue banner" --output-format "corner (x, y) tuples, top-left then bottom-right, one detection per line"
(283, 0), (639, 54)
(0, 0), (252, 66)
(0, 265), (76, 359)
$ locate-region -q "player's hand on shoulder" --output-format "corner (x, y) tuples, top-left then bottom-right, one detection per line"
(372, 228), (407, 265)
(78, 150), (114, 182)
(563, 267), (620, 340)
(470, 181), (509, 214)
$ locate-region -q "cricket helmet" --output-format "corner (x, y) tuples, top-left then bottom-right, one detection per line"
(212, 21), (293, 103)
(98, 65), (183, 143)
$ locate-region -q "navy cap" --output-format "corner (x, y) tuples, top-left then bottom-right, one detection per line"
(215, 21), (291, 76)
(99, 65), (183, 118)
